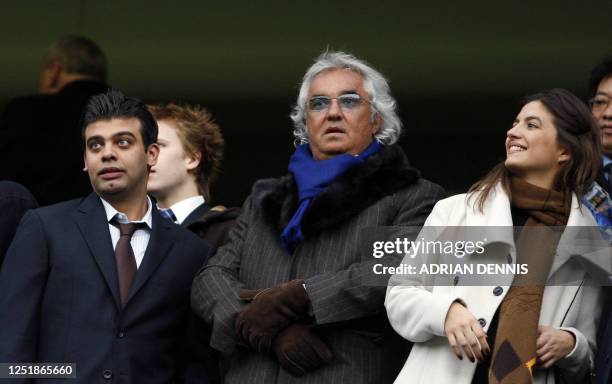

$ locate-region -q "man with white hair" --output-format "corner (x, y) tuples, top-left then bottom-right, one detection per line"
(191, 51), (445, 383)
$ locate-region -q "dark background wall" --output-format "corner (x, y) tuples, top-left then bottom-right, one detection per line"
(2, 1), (611, 205)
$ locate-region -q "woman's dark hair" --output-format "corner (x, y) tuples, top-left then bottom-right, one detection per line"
(468, 88), (602, 212)
(81, 89), (158, 148)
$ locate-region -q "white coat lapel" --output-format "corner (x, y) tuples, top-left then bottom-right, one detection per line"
(465, 185), (515, 264)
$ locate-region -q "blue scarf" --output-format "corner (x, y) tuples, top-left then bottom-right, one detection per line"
(280, 140), (382, 253)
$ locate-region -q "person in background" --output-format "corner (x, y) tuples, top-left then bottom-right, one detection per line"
(588, 56), (612, 193)
(0, 35), (110, 205)
(589, 56), (612, 384)
(147, 103), (239, 248)
(0, 181), (38, 268)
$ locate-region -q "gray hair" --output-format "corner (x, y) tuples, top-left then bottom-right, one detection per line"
(290, 51), (401, 145)
(42, 35), (107, 82)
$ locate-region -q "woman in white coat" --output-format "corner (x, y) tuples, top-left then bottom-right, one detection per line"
(385, 88), (605, 384)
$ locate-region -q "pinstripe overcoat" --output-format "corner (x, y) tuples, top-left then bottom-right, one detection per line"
(191, 144), (446, 383)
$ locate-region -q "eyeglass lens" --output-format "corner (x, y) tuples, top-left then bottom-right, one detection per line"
(309, 94), (362, 111)
(590, 97), (610, 111)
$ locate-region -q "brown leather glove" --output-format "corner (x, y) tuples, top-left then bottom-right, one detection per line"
(237, 288), (262, 301)
(273, 322), (333, 376)
(235, 279), (310, 353)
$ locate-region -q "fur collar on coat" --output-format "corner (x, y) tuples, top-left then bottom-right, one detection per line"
(254, 144), (421, 236)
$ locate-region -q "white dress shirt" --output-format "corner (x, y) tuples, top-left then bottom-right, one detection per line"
(100, 196), (153, 269)
(166, 195), (205, 225)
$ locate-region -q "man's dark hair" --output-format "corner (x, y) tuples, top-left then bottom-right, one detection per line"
(43, 36), (108, 82)
(81, 90), (158, 148)
(588, 56), (612, 98)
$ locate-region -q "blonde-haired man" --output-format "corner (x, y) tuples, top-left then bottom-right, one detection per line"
(147, 103), (238, 247)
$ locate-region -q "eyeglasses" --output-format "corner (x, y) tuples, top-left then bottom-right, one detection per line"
(589, 97), (611, 112)
(308, 94), (370, 112)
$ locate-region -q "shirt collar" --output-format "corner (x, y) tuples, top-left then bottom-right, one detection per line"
(167, 195), (205, 225)
(604, 154), (612, 168)
(100, 195), (153, 228)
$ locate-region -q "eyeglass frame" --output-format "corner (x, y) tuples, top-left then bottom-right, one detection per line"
(306, 92), (374, 113)
(589, 96), (611, 112)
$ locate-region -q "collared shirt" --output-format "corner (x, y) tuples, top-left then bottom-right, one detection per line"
(100, 196), (153, 269)
(166, 195), (205, 225)
(604, 155), (612, 181)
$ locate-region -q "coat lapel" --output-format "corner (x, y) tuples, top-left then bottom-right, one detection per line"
(471, 186), (610, 280)
(466, 185), (515, 262)
(72, 193), (121, 309)
(125, 207), (175, 305)
(466, 184), (514, 227)
(302, 144), (420, 234)
(181, 202), (209, 228)
(549, 194), (611, 279)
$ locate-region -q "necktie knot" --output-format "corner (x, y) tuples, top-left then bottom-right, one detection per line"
(159, 208), (177, 222)
(111, 218), (144, 238)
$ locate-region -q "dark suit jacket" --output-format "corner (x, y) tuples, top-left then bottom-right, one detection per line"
(0, 193), (215, 384)
(595, 165), (612, 384)
(182, 203), (210, 229)
(183, 203), (240, 249)
(0, 80), (109, 206)
(596, 172), (610, 194)
(0, 181), (37, 267)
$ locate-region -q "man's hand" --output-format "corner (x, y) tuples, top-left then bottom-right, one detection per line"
(444, 301), (490, 363)
(536, 325), (575, 368)
(235, 279), (310, 353)
(238, 288), (263, 302)
(273, 322), (333, 376)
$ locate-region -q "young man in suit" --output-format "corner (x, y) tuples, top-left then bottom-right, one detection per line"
(147, 103), (238, 248)
(0, 90), (216, 383)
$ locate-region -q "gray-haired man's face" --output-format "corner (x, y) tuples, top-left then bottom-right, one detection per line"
(305, 69), (381, 161)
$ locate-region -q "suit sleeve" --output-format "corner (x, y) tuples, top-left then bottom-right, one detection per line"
(180, 240), (221, 384)
(0, 210), (49, 364)
(305, 181), (446, 326)
(191, 197), (252, 355)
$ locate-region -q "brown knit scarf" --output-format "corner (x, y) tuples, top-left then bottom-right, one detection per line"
(489, 177), (569, 383)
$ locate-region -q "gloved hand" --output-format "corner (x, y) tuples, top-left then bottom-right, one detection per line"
(237, 288), (262, 302)
(235, 279), (310, 353)
(273, 322), (333, 376)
